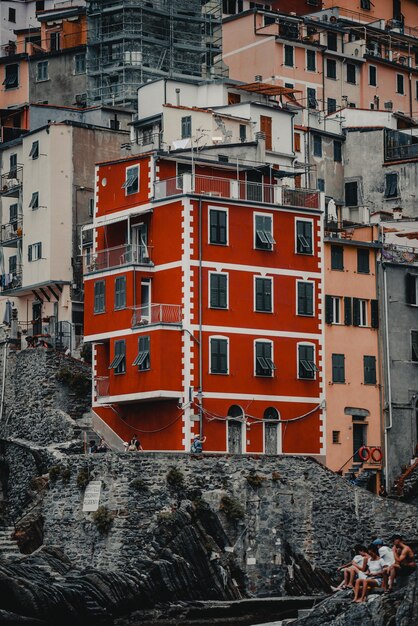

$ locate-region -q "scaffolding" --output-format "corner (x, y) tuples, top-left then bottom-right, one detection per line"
(86, 0), (226, 107)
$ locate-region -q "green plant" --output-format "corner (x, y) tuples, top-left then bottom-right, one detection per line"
(56, 367), (91, 394)
(92, 506), (113, 535)
(246, 473), (265, 488)
(60, 467), (71, 484)
(76, 468), (89, 489)
(131, 478), (148, 492)
(220, 495), (245, 521)
(166, 467), (184, 488)
(48, 465), (62, 482)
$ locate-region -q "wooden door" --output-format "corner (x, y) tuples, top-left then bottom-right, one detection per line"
(260, 115), (272, 150)
(228, 420), (242, 453)
(265, 422), (278, 455)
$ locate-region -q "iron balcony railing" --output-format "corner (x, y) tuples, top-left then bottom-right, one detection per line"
(131, 303), (182, 328)
(154, 174), (320, 210)
(84, 243), (152, 274)
(95, 376), (110, 398)
(0, 220), (22, 246)
(0, 266), (22, 292)
(0, 166), (23, 196)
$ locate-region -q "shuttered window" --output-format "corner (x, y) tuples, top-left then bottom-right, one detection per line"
(255, 277), (272, 312)
(209, 209), (227, 245)
(363, 356), (376, 384)
(298, 344), (317, 380)
(384, 173), (398, 198)
(133, 335), (150, 371)
(210, 273), (228, 309)
(114, 276), (126, 310)
(411, 331), (418, 362)
(296, 220), (313, 254)
(332, 354), (345, 383)
(255, 341), (276, 377)
(255, 214), (275, 250)
(109, 340), (126, 375)
(297, 281), (314, 316)
(210, 338), (228, 374)
(94, 281), (105, 313)
(357, 248), (370, 274)
(331, 245), (344, 270)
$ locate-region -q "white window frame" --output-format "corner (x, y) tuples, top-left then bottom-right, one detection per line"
(294, 217), (314, 255)
(253, 275), (274, 313)
(208, 271), (229, 310)
(253, 211), (274, 250)
(140, 279), (151, 322)
(396, 73), (405, 95)
(296, 341), (317, 380)
(123, 164), (139, 196)
(209, 335), (229, 375)
(296, 279), (315, 317)
(29, 242), (42, 261)
(331, 296), (341, 324)
(36, 60), (49, 82)
(254, 339), (275, 378)
(359, 299), (368, 327)
(208, 205), (229, 246)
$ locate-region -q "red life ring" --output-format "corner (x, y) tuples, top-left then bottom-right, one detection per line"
(371, 447), (383, 462)
(359, 446), (370, 461)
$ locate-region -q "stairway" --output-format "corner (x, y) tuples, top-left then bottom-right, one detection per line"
(0, 526), (21, 561)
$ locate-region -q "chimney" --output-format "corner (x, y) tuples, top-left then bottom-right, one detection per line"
(175, 88), (181, 106)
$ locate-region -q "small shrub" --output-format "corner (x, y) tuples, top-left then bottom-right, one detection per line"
(92, 506), (113, 535)
(246, 473), (265, 488)
(48, 465), (62, 482)
(56, 368), (90, 394)
(131, 478), (148, 492)
(166, 467), (184, 488)
(61, 467), (71, 484)
(77, 468), (89, 489)
(220, 495), (245, 521)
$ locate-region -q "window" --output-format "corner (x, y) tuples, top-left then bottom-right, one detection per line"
(371, 299), (379, 328)
(294, 132), (301, 152)
(405, 273), (418, 305)
(346, 63), (356, 84)
(181, 115), (192, 139)
(28, 242), (42, 262)
(332, 430), (341, 444)
(332, 354), (345, 383)
(397, 74), (405, 94)
(318, 178), (325, 192)
(328, 98), (337, 114)
(36, 1), (45, 11)
(411, 331), (418, 362)
(297, 281), (314, 316)
(325, 295), (342, 324)
(255, 277), (272, 313)
(228, 91), (241, 104)
(369, 65), (377, 86)
(298, 344), (317, 380)
(50, 32), (61, 52)
(9, 203), (18, 225)
(239, 124), (247, 142)
(363, 356), (376, 384)
(29, 192), (39, 210)
(331, 245), (343, 270)
(328, 32), (337, 51)
(254, 213), (275, 250)
(88, 198), (94, 217)
(209, 208), (227, 245)
(307, 49), (316, 72)
(361, 0), (371, 9)
(255, 340), (275, 377)
(94, 280), (105, 313)
(357, 248), (370, 274)
(109, 340), (126, 375)
(416, 80), (418, 100)
(384, 173), (398, 198)
(210, 337), (228, 374)
(296, 220), (313, 254)
(122, 165), (139, 195)
(29, 141), (39, 160)
(9, 153), (17, 177)
(307, 87), (317, 109)
(37, 61), (49, 82)
(210, 273), (228, 309)
(353, 298), (367, 327)
(3, 64), (19, 89)
(114, 276), (126, 310)
(74, 53), (86, 74)
(345, 181), (358, 206)
(9, 255), (17, 274)
(9, 8), (16, 23)
(326, 59), (337, 79)
(284, 45), (294, 67)
(313, 134), (322, 157)
(334, 140), (342, 162)
(133, 335), (150, 371)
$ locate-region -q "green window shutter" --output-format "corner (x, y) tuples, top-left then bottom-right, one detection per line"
(325, 295), (333, 324)
(344, 297), (352, 325)
(371, 300), (379, 328)
(353, 298), (361, 326)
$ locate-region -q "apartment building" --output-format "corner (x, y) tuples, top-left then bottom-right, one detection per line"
(84, 150), (325, 454)
(0, 119), (127, 351)
(324, 225), (382, 487)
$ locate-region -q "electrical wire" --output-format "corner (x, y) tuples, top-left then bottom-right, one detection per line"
(106, 403), (189, 434)
(194, 401), (322, 425)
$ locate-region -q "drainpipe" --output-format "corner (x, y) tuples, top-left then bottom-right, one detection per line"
(198, 198), (203, 436)
(0, 340), (8, 423)
(383, 264), (393, 488)
(408, 70), (413, 119)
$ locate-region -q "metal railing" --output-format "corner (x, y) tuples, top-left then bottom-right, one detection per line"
(95, 376), (110, 398)
(0, 267), (22, 292)
(0, 221), (22, 245)
(0, 167), (23, 196)
(131, 303), (182, 327)
(154, 174), (320, 210)
(84, 243), (152, 274)
(382, 243), (418, 265)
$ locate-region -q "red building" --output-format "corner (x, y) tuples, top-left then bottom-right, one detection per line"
(84, 154), (325, 456)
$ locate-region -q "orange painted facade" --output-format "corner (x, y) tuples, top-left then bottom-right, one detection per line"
(84, 154), (325, 455)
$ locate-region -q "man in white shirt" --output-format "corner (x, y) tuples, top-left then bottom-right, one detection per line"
(372, 538), (394, 590)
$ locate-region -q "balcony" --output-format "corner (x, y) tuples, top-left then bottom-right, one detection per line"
(154, 174), (320, 210)
(384, 129), (418, 162)
(95, 376), (110, 399)
(0, 221), (22, 248)
(0, 167), (23, 198)
(131, 303), (182, 328)
(0, 267), (22, 293)
(382, 243), (418, 265)
(84, 243), (152, 274)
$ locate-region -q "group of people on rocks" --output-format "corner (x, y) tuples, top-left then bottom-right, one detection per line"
(88, 438), (108, 454)
(335, 536), (416, 602)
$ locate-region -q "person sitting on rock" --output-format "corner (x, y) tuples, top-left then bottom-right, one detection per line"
(127, 435), (143, 451)
(352, 545), (385, 603)
(371, 538), (395, 590)
(387, 535), (416, 592)
(88, 439), (97, 454)
(334, 545), (369, 590)
(96, 438), (108, 453)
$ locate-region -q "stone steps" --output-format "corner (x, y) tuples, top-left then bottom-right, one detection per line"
(0, 526), (21, 560)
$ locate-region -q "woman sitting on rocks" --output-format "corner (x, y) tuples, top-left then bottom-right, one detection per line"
(334, 545), (369, 590)
(352, 545), (385, 603)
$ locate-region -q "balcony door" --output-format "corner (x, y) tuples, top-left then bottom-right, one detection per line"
(140, 279), (151, 323)
(227, 405), (244, 454)
(131, 223), (148, 263)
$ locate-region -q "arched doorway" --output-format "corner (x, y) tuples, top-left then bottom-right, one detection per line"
(227, 405), (244, 453)
(264, 407), (281, 455)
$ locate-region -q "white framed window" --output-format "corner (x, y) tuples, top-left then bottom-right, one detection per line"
(209, 335), (229, 375)
(28, 242), (42, 262)
(296, 280), (315, 317)
(122, 164), (139, 195)
(295, 217), (314, 255)
(297, 342), (318, 380)
(36, 60), (49, 82)
(209, 271), (228, 309)
(254, 276), (273, 313)
(332, 296), (341, 324)
(254, 212), (275, 250)
(359, 299), (367, 327)
(208, 206), (228, 245)
(254, 339), (276, 377)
